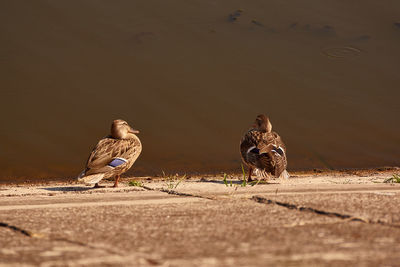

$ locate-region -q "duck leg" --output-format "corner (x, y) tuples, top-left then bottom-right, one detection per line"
(247, 167), (254, 182)
(113, 175), (120, 188)
(93, 183), (105, 188)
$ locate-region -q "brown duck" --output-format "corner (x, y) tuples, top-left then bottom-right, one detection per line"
(77, 119), (142, 188)
(240, 114), (289, 181)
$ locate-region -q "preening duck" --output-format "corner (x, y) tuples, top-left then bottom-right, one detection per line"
(77, 119), (142, 188)
(240, 114), (289, 181)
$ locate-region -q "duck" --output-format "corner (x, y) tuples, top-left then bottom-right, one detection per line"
(77, 119), (142, 188)
(240, 114), (289, 181)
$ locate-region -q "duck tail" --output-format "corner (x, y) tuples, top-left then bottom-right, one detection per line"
(77, 169), (86, 180)
(77, 171), (105, 184)
(279, 170), (290, 179)
(253, 168), (270, 179)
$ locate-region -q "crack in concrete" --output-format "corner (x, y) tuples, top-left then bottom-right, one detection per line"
(160, 188), (217, 200)
(0, 221), (122, 255)
(251, 195), (400, 228)
(1, 221), (164, 265)
(0, 222), (36, 237)
(136, 184), (400, 229)
(0, 186), (210, 261)
(140, 184), (217, 200)
(51, 237), (122, 255)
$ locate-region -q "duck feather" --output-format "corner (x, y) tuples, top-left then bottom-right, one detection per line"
(240, 121), (288, 179)
(78, 135), (142, 184)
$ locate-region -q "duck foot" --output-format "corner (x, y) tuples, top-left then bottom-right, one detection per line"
(113, 175), (120, 188)
(247, 167), (254, 182)
(93, 183), (106, 189)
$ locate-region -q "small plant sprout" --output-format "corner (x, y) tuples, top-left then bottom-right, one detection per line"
(249, 179), (262, 187)
(223, 173), (229, 186)
(162, 171), (186, 190)
(241, 164), (247, 187)
(129, 180), (143, 187)
(384, 174), (400, 184)
(173, 174), (186, 189)
(223, 173), (235, 187)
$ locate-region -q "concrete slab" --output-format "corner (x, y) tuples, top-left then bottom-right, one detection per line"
(1, 173), (400, 266)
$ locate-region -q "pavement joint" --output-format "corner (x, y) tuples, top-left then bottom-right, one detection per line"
(0, 221), (128, 257)
(160, 188), (218, 200)
(251, 195), (400, 229)
(141, 184), (218, 200)
(0, 222), (36, 237)
(51, 236), (122, 255)
(141, 184), (400, 230)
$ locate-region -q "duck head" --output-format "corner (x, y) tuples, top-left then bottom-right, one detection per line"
(253, 114), (272, 133)
(111, 119), (139, 139)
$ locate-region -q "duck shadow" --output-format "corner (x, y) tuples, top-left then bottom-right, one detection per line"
(41, 186), (93, 192)
(200, 179), (280, 185)
(202, 180), (243, 185)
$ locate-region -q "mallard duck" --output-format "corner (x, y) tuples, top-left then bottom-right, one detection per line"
(240, 114), (289, 181)
(77, 119), (142, 188)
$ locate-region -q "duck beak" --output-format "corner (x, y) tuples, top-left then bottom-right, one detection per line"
(129, 128), (140, 134)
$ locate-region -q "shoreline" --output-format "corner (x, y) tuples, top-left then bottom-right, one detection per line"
(1, 166), (398, 186)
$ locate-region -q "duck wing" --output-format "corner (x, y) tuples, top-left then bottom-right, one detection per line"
(83, 137), (136, 176)
(241, 130), (288, 178)
(260, 132), (288, 177)
(240, 130), (270, 170)
(240, 129), (257, 165)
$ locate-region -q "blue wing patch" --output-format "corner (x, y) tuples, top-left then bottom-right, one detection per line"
(108, 158), (127, 168)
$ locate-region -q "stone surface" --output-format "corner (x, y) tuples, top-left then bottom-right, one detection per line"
(1, 173), (400, 266)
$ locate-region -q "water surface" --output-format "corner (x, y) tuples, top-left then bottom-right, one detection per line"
(1, 0), (399, 182)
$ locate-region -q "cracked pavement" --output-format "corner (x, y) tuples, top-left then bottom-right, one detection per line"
(1, 172), (400, 266)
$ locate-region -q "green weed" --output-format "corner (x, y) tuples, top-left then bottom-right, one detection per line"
(384, 174), (400, 183)
(129, 180), (143, 187)
(223, 173), (235, 187)
(223, 165), (263, 188)
(248, 179), (263, 186)
(162, 171), (186, 190)
(223, 173), (229, 186)
(241, 164), (247, 187)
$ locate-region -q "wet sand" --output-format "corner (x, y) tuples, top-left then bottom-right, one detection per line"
(1, 1), (400, 181)
(1, 170), (400, 266)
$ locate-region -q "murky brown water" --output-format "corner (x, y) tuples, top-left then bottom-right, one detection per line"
(1, 0), (400, 182)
